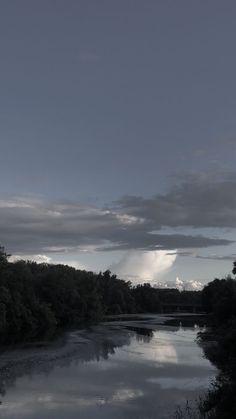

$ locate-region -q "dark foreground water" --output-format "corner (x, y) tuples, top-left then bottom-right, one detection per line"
(0, 315), (216, 419)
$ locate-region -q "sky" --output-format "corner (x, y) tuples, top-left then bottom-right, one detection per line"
(1, 0), (236, 289)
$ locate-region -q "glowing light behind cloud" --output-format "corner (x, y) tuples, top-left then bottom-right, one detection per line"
(110, 250), (177, 284)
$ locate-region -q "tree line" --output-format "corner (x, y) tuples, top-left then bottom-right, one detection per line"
(0, 246), (201, 344)
(176, 265), (236, 419)
(197, 270), (236, 419)
(1, 246), (236, 417)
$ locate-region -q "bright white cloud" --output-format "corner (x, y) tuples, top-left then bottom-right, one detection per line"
(155, 277), (203, 291)
(9, 254), (52, 264)
(185, 279), (203, 291)
(110, 250), (177, 284)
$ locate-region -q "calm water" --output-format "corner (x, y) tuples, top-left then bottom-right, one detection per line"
(0, 316), (216, 419)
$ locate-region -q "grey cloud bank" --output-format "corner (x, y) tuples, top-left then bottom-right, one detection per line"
(1, 175), (235, 256)
(116, 174), (236, 228)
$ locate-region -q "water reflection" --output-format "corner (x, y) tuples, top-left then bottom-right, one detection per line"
(0, 326), (132, 398)
(125, 326), (154, 343)
(0, 318), (216, 419)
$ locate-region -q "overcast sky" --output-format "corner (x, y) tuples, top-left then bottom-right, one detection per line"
(1, 0), (236, 288)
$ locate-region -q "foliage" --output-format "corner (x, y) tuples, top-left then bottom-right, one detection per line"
(0, 246), (203, 343)
(132, 283), (161, 312)
(201, 277), (236, 323)
(175, 267), (236, 419)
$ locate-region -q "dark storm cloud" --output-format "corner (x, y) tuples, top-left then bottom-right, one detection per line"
(116, 174), (236, 228)
(99, 232), (229, 252)
(0, 198), (122, 253)
(0, 185), (232, 254)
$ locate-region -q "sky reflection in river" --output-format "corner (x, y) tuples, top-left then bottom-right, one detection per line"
(0, 319), (216, 419)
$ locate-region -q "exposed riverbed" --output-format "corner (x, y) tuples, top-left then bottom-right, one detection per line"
(0, 315), (216, 419)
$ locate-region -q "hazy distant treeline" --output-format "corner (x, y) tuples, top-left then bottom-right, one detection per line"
(0, 246), (201, 344)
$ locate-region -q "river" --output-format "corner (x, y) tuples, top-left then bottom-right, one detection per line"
(0, 315), (216, 419)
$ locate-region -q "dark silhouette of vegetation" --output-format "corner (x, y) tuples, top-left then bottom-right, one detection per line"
(202, 276), (236, 324)
(132, 283), (161, 313)
(2, 243), (236, 417)
(174, 266), (236, 419)
(0, 246), (202, 344)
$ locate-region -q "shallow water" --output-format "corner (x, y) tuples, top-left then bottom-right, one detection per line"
(0, 316), (216, 419)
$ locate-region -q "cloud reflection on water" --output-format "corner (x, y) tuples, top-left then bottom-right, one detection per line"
(0, 320), (216, 419)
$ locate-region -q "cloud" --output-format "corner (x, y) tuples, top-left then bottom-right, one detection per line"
(154, 277), (203, 291)
(0, 175), (234, 257)
(110, 250), (177, 284)
(9, 254), (52, 264)
(116, 172), (236, 228)
(166, 251), (236, 262)
(0, 197), (127, 253)
(195, 254), (236, 261)
(109, 248), (204, 289)
(166, 251), (194, 257)
(99, 232), (229, 251)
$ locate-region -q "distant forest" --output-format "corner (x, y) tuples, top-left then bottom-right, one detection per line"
(0, 246), (202, 344)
